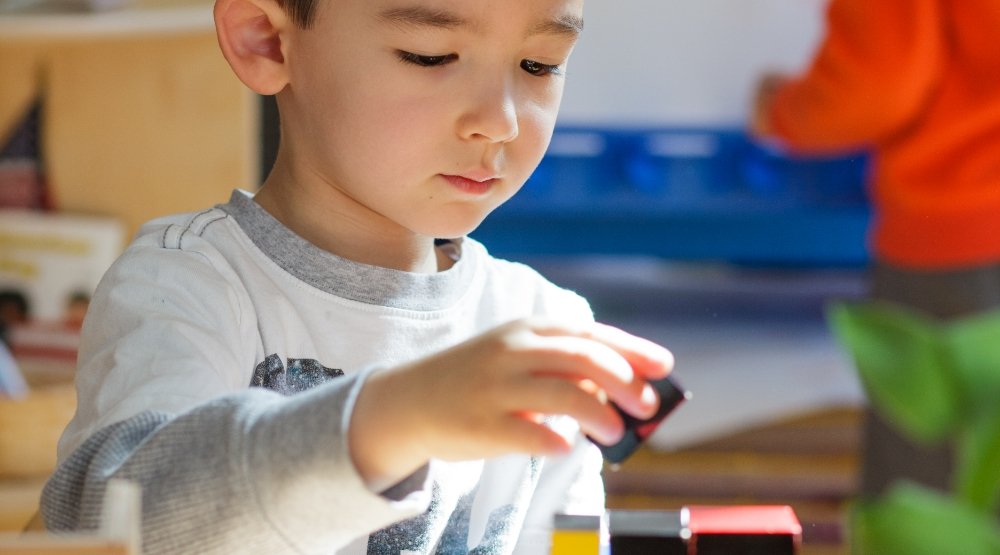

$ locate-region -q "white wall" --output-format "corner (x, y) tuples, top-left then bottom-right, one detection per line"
(558, 0), (829, 127)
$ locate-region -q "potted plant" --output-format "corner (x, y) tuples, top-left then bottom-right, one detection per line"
(829, 302), (1000, 554)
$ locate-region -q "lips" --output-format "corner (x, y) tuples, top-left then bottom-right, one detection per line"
(441, 173), (500, 195)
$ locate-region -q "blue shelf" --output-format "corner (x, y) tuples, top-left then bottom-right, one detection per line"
(472, 127), (871, 267)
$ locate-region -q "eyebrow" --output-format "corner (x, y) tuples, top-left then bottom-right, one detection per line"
(529, 14), (584, 38)
(378, 6), (468, 31)
(377, 6), (583, 38)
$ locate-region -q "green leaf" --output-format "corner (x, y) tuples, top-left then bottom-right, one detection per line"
(827, 302), (961, 443)
(852, 483), (1000, 555)
(947, 310), (1000, 415)
(955, 405), (1000, 514)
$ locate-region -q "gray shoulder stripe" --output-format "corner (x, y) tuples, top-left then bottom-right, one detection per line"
(160, 210), (229, 250)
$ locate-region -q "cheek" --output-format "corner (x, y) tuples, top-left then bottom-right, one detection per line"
(351, 98), (450, 182)
(320, 84), (436, 173)
(516, 102), (561, 165)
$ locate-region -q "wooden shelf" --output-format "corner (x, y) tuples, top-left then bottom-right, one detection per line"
(0, 1), (213, 38)
(0, 0), (258, 239)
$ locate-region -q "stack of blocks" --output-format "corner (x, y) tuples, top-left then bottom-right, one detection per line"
(552, 506), (802, 554)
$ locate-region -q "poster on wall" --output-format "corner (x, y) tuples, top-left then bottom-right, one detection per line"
(0, 211), (123, 385)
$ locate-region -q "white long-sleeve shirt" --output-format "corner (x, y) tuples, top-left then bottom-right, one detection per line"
(42, 190), (604, 554)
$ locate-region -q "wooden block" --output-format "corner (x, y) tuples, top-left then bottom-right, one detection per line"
(550, 515), (602, 555)
(0, 385), (76, 479)
(687, 505), (802, 555)
(0, 479), (47, 532)
(0, 479), (140, 554)
(608, 510), (687, 555)
(0, 535), (130, 555)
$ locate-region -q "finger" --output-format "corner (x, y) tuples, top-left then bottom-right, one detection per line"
(493, 413), (575, 456)
(521, 335), (660, 420)
(587, 322), (674, 379)
(503, 376), (625, 445)
(531, 320), (674, 381)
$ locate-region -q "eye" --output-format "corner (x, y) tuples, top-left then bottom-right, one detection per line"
(398, 50), (458, 67)
(521, 59), (562, 77)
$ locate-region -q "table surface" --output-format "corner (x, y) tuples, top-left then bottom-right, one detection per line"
(0, 0), (212, 37)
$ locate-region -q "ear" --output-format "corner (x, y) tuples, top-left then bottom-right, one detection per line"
(214, 0), (290, 95)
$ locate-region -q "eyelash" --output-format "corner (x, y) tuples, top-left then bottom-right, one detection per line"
(397, 51), (458, 67)
(396, 51), (562, 77)
(521, 59), (563, 77)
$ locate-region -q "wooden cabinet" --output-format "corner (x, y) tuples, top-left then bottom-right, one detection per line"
(0, 0), (259, 239)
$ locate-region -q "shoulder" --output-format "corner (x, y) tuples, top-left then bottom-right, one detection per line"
(94, 202), (258, 320)
(116, 197), (257, 283)
(129, 203), (242, 258)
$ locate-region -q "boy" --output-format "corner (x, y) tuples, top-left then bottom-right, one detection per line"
(41, 0), (674, 553)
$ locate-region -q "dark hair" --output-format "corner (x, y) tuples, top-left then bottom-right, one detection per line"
(278, 0), (317, 28)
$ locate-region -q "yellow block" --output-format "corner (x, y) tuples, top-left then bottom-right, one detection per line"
(550, 529), (600, 555)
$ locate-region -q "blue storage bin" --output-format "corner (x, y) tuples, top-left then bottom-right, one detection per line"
(478, 126), (872, 267)
(741, 139), (869, 208)
(620, 129), (744, 207)
(510, 129), (616, 212)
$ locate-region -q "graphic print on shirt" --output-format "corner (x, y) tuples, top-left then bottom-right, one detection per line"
(368, 485), (522, 555)
(437, 490), (519, 555)
(366, 482), (443, 554)
(249, 353), (344, 395)
(368, 456), (543, 554)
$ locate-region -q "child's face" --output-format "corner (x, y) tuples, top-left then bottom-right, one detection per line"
(278, 0), (583, 239)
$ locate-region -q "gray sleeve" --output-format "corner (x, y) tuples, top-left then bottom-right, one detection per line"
(41, 378), (431, 555)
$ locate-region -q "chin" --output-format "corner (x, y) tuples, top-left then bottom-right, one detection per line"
(429, 224), (481, 240)
(423, 214), (490, 240)
(422, 201), (509, 239)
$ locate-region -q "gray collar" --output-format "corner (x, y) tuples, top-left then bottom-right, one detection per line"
(220, 190), (475, 311)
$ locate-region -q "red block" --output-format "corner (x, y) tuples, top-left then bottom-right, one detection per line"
(687, 505), (802, 555)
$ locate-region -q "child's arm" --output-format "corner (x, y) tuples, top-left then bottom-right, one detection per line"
(42, 239), (433, 554)
(756, 0), (946, 151)
(43, 377), (431, 554)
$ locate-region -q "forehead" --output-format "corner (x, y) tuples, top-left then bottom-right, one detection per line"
(321, 0), (584, 36)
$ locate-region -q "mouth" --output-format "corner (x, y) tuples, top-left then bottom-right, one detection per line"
(440, 173), (500, 195)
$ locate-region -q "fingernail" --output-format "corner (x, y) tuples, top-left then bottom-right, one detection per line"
(603, 423), (624, 445)
(640, 383), (659, 408)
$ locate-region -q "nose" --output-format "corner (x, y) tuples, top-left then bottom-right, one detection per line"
(456, 77), (520, 144)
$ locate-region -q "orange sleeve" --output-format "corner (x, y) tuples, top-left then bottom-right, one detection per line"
(768, 0), (946, 153)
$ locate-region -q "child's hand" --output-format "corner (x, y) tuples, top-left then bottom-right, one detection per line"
(349, 318), (673, 490)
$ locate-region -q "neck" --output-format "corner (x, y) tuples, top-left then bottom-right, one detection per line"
(255, 169), (445, 274)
